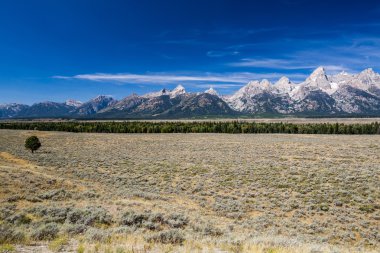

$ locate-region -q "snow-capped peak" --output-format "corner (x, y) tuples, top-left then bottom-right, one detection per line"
(92, 95), (113, 102)
(307, 66), (327, 82)
(277, 76), (290, 84)
(205, 87), (219, 96)
(170, 84), (186, 97)
(274, 76), (295, 93)
(361, 68), (375, 76)
(65, 99), (83, 107)
(304, 66), (331, 90)
(356, 68), (380, 88)
(260, 79), (271, 88)
(142, 85), (186, 98)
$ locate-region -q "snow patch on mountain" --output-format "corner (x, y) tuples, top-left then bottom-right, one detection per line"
(205, 87), (219, 96)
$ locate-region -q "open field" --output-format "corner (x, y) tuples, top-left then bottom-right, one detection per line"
(0, 129), (379, 252)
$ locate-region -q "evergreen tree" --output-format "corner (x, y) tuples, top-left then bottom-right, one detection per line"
(25, 136), (41, 153)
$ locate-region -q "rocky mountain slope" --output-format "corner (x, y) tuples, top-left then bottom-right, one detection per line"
(1, 67), (380, 118)
(225, 67), (380, 115)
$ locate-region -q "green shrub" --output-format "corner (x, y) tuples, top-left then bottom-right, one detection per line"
(0, 244), (15, 253)
(76, 244), (85, 253)
(359, 204), (376, 213)
(48, 236), (69, 252)
(24, 136), (41, 153)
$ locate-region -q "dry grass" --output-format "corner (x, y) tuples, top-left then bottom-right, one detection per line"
(0, 129), (379, 252)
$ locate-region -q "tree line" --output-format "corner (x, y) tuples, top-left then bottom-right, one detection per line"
(0, 121), (379, 134)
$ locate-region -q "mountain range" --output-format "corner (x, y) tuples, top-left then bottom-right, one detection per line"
(1, 67), (380, 119)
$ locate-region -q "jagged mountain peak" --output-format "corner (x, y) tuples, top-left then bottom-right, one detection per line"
(66, 99), (83, 107)
(307, 66), (328, 82)
(274, 76), (295, 93)
(171, 84), (186, 97)
(361, 68), (376, 75)
(143, 85), (186, 98)
(277, 76), (291, 84)
(2, 67), (380, 118)
(304, 66), (331, 90)
(173, 84), (185, 91)
(260, 79), (271, 88)
(91, 95), (114, 102)
(355, 68), (380, 88)
(205, 87), (219, 96)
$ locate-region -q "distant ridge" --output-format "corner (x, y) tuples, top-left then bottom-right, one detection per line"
(1, 67), (380, 119)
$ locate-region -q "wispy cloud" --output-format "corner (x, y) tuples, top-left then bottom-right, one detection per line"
(209, 27), (286, 38)
(206, 50), (239, 57)
(228, 57), (350, 72)
(54, 72), (308, 85)
(229, 58), (313, 69)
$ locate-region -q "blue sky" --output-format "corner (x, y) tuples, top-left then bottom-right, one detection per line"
(1, 0), (380, 104)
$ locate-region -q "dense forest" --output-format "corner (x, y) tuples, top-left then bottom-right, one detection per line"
(0, 121), (380, 134)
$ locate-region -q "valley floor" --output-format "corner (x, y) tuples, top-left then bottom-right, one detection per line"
(0, 130), (379, 252)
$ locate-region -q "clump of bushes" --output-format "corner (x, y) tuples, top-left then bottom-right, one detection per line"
(0, 206), (16, 220)
(28, 206), (112, 227)
(38, 189), (72, 201)
(145, 229), (185, 244)
(85, 228), (111, 243)
(119, 211), (148, 227)
(66, 207), (112, 226)
(165, 214), (188, 228)
(31, 223), (59, 240)
(191, 222), (223, 236)
(6, 213), (31, 225)
(359, 204), (376, 213)
(28, 206), (72, 224)
(61, 224), (88, 235)
(0, 225), (25, 244)
(119, 210), (189, 231)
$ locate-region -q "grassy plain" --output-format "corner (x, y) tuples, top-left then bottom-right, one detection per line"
(0, 129), (379, 252)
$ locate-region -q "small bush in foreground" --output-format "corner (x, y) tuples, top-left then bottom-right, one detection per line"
(61, 224), (88, 235)
(48, 235), (69, 252)
(145, 229), (185, 244)
(85, 228), (111, 243)
(0, 225), (25, 244)
(0, 244), (15, 253)
(119, 211), (147, 227)
(31, 223), (59, 240)
(359, 205), (376, 213)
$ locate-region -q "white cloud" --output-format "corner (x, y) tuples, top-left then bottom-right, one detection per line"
(53, 72), (309, 85)
(229, 58), (315, 69)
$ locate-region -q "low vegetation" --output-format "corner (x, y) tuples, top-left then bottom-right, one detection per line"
(0, 129), (379, 252)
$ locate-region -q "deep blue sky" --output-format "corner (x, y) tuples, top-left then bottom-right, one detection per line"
(1, 0), (380, 104)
